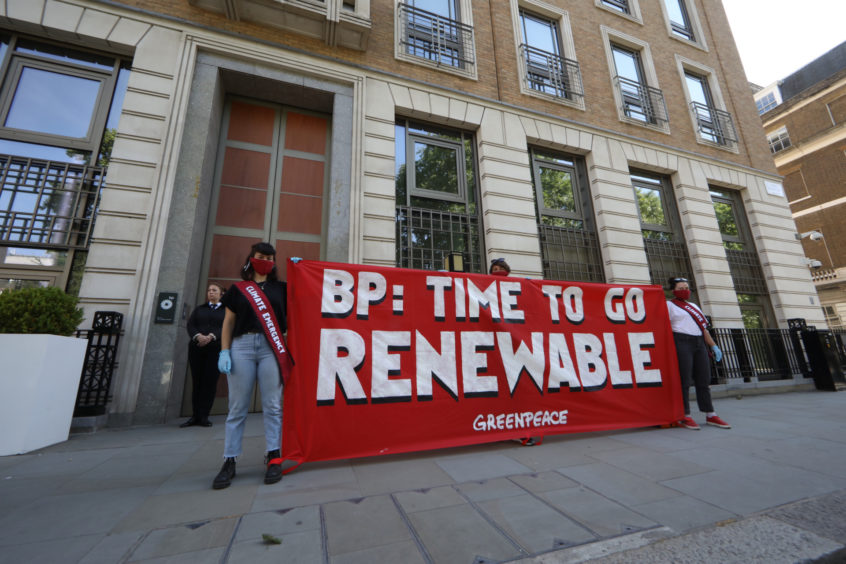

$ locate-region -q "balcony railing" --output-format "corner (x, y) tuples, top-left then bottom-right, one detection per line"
(711, 328), (804, 383)
(0, 154), (104, 250)
(520, 44), (583, 101)
(690, 101), (737, 146)
(613, 76), (668, 125)
(398, 2), (475, 70)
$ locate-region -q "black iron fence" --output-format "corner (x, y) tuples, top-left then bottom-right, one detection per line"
(710, 325), (846, 386)
(74, 311), (123, 417)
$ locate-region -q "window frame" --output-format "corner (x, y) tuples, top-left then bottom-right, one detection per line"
(658, 0), (706, 48)
(676, 56), (738, 151)
(510, 0), (583, 109)
(0, 40), (118, 154)
(767, 126), (792, 154)
(595, 0), (643, 24)
(602, 28), (669, 132)
(631, 172), (679, 240)
(395, 0), (477, 79)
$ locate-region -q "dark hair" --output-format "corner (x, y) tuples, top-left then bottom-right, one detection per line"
(489, 257), (511, 274)
(240, 241), (279, 281)
(667, 276), (688, 290)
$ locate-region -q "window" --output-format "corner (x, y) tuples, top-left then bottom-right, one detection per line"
(823, 305), (843, 330)
(710, 187), (775, 328)
(767, 126), (792, 153)
(518, 10), (582, 102)
(755, 91), (778, 114)
(611, 44), (668, 126)
(397, 0), (475, 74)
(631, 171), (694, 287)
(395, 120), (483, 273)
(685, 71), (736, 147)
(0, 34), (128, 294)
(664, 0), (694, 41)
(600, 0), (629, 14)
(530, 150), (604, 282)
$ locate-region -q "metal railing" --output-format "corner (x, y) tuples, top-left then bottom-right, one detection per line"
(0, 154), (104, 250)
(613, 76), (668, 125)
(74, 311), (123, 417)
(710, 328), (804, 384)
(398, 3), (475, 70)
(520, 44), (583, 101)
(690, 101), (737, 146)
(396, 206), (482, 273)
(538, 223), (604, 283)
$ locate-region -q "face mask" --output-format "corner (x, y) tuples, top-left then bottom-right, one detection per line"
(673, 289), (691, 301)
(491, 269), (508, 277)
(249, 257), (275, 275)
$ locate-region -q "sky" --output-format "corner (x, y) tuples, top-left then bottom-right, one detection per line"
(721, 0), (846, 87)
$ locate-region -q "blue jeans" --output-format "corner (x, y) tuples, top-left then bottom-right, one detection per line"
(223, 333), (283, 458)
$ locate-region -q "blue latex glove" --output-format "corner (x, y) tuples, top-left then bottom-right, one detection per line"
(218, 349), (232, 375)
(711, 345), (723, 363)
(290, 256), (303, 263)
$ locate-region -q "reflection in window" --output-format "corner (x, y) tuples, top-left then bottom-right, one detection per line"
(395, 119), (482, 272)
(5, 68), (101, 138)
(601, 0), (629, 14)
(531, 150), (604, 282)
(664, 0), (694, 41)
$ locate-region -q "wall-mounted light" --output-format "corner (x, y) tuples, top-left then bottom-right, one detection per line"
(797, 230), (824, 241)
(444, 252), (464, 272)
(804, 258), (823, 269)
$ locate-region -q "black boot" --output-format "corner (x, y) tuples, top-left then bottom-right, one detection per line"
(264, 449), (282, 484)
(213, 457), (236, 489)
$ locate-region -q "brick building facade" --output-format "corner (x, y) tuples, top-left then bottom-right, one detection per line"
(0, 0), (823, 425)
(756, 41), (846, 330)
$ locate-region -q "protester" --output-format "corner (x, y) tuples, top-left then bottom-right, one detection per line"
(490, 257), (540, 446)
(181, 282), (225, 428)
(666, 277), (730, 430)
(213, 242), (290, 489)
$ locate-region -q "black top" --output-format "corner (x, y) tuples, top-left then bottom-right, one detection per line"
(221, 280), (287, 338)
(186, 302), (226, 346)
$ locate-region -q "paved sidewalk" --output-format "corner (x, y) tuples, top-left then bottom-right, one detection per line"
(1, 390), (845, 564)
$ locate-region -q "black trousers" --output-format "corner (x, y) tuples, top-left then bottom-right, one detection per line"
(188, 343), (221, 421)
(673, 332), (714, 415)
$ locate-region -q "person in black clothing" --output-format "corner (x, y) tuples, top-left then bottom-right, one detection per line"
(213, 242), (288, 489)
(181, 282), (226, 428)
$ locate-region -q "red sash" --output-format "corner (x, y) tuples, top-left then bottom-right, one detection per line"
(235, 281), (294, 385)
(671, 298), (709, 334)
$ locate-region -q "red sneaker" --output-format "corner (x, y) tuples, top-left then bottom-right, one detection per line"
(679, 416), (700, 430)
(706, 415), (731, 429)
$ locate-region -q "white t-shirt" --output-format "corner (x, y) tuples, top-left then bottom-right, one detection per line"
(667, 300), (704, 336)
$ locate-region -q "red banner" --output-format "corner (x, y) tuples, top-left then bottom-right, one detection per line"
(282, 260), (682, 469)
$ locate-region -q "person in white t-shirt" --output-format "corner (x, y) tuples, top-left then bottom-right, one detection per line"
(666, 277), (730, 431)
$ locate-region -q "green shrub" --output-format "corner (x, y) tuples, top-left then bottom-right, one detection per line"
(0, 287), (84, 336)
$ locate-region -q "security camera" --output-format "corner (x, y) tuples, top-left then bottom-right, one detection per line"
(809, 259), (823, 269)
(809, 231), (823, 241)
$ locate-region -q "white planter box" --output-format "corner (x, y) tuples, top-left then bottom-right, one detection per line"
(0, 334), (87, 456)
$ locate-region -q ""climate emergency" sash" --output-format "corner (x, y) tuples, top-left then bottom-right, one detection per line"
(671, 298), (709, 335)
(236, 280), (293, 385)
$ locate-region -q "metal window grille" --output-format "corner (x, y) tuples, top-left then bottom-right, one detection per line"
(613, 76), (669, 125)
(0, 154), (104, 249)
(538, 224), (604, 282)
(724, 248), (769, 295)
(643, 237), (694, 288)
(399, 3), (475, 70)
(520, 44), (583, 101)
(396, 206), (482, 273)
(690, 101), (737, 146)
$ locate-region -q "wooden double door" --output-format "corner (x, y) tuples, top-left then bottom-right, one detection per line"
(185, 98), (329, 415)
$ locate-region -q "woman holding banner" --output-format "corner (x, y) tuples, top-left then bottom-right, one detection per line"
(666, 277), (730, 431)
(213, 242), (290, 489)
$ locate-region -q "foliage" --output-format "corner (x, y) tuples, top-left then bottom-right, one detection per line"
(0, 287), (84, 335)
(635, 186), (665, 225)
